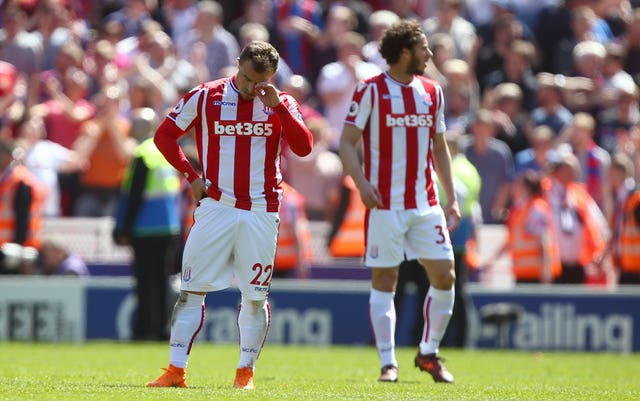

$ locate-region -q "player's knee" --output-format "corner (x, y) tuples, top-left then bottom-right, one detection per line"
(243, 298), (267, 313)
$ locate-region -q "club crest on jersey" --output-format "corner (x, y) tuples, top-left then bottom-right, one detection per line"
(263, 106), (274, 115)
(369, 246), (379, 259)
(422, 93), (433, 107)
(182, 267), (192, 282)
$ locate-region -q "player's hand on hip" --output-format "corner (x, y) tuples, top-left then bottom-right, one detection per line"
(359, 182), (383, 209)
(191, 178), (207, 202)
(254, 82), (281, 108)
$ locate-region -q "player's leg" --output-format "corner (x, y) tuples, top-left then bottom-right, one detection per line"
(232, 208), (279, 389)
(365, 210), (407, 382)
(147, 199), (236, 387)
(407, 207), (455, 383)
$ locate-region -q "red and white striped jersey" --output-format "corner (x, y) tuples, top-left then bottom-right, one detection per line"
(164, 77), (306, 213)
(344, 72), (446, 211)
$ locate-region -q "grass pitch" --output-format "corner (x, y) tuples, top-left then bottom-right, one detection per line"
(1, 342), (638, 401)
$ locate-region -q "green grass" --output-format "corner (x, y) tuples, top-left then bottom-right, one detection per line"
(0, 342), (638, 401)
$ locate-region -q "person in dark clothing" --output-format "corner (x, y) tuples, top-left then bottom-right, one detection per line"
(112, 110), (183, 341)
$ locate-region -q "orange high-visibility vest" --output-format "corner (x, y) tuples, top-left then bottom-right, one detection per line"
(620, 190), (640, 272)
(274, 182), (313, 271)
(328, 176), (366, 258)
(507, 197), (562, 281)
(569, 183), (607, 266)
(0, 164), (48, 248)
(464, 236), (480, 270)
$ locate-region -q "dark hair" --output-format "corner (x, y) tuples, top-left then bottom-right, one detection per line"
(379, 19), (424, 66)
(520, 170), (543, 198)
(238, 40), (279, 74)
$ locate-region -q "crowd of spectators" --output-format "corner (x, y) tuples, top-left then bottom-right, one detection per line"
(1, 0), (639, 284)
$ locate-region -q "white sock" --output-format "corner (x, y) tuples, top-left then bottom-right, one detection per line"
(237, 298), (270, 370)
(169, 292), (206, 368)
(419, 287), (454, 355)
(369, 289), (397, 368)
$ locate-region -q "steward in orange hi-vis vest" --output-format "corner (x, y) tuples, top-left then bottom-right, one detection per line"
(328, 176), (366, 258)
(0, 162), (48, 249)
(274, 182), (313, 276)
(507, 197), (562, 282)
(619, 188), (640, 274)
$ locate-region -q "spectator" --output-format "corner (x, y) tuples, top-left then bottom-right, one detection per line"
(463, 108), (514, 224)
(30, 66), (95, 150)
(14, 115), (86, 217)
(113, 109), (183, 341)
(483, 39), (539, 111)
(0, 138), (48, 250)
(422, 0), (478, 61)
(229, 0), (277, 43)
(0, 3), (43, 108)
(38, 235), (90, 277)
(312, 5), (359, 82)
(84, 39), (121, 99)
(103, 0), (156, 39)
(237, 22), (293, 87)
(622, 9), (640, 82)
(273, 181), (314, 278)
(597, 77), (640, 154)
(319, 0), (372, 37)
(607, 152), (640, 285)
(162, 0), (199, 59)
(489, 170), (562, 284)
(272, 0), (324, 81)
(546, 150), (610, 284)
(473, 13), (524, 93)
(184, 0), (239, 80)
(127, 30), (195, 112)
(559, 112), (612, 219)
(316, 31), (381, 150)
(362, 9), (400, 70)
(441, 59), (481, 133)
(0, 61), (24, 140)
(438, 129), (482, 347)
(488, 82), (533, 155)
(531, 72), (574, 136)
(514, 125), (559, 175)
(326, 174), (366, 258)
(72, 85), (136, 217)
(284, 116), (343, 221)
(281, 74), (322, 121)
(32, 0), (79, 72)
(30, 66), (95, 216)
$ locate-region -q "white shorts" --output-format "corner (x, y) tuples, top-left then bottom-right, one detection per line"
(180, 197), (280, 300)
(365, 206), (454, 268)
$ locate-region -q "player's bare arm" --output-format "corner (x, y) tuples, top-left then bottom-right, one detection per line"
(339, 124), (382, 209)
(432, 132), (461, 230)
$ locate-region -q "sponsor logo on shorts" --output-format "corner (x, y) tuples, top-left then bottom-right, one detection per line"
(170, 342), (186, 348)
(254, 287), (269, 292)
(183, 267), (191, 282)
(369, 246), (378, 259)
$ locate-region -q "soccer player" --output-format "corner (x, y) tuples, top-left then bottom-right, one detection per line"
(145, 40), (313, 390)
(339, 20), (460, 383)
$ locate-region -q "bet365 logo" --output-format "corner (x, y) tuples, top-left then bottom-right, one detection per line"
(214, 121), (274, 136)
(385, 114), (433, 128)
